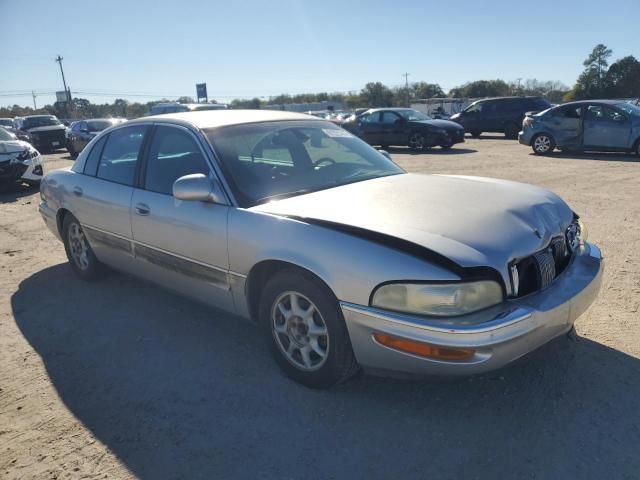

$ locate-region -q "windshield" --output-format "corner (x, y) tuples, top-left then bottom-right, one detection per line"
(616, 102), (640, 116)
(22, 116), (61, 129)
(0, 119), (13, 127)
(207, 120), (404, 207)
(0, 128), (14, 141)
(396, 109), (432, 121)
(86, 120), (113, 132)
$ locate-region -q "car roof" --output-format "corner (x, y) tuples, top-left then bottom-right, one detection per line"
(127, 109), (322, 129)
(558, 99), (629, 106)
(24, 114), (57, 119)
(474, 96), (543, 102)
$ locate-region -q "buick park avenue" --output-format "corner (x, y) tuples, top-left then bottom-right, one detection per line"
(39, 110), (603, 388)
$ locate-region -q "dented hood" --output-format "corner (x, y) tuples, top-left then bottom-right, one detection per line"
(253, 173), (574, 278)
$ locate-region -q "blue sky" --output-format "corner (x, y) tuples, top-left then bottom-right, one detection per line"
(1, 0), (638, 107)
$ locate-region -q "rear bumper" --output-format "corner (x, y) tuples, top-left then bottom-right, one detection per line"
(39, 201), (62, 241)
(341, 242), (603, 376)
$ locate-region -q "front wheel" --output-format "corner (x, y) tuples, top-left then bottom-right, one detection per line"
(259, 269), (359, 388)
(62, 214), (104, 280)
(504, 123), (519, 140)
(469, 130), (481, 138)
(531, 133), (556, 155)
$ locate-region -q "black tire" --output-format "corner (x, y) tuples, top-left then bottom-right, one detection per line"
(531, 133), (556, 155)
(67, 144), (77, 159)
(634, 138), (640, 157)
(380, 145), (389, 150)
(440, 144), (452, 150)
(504, 123), (519, 140)
(62, 214), (104, 281)
(470, 130), (481, 138)
(408, 131), (426, 151)
(259, 268), (359, 388)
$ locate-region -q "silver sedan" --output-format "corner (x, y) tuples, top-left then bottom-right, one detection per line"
(39, 110), (603, 388)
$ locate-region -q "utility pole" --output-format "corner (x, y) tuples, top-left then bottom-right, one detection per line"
(402, 72), (410, 107)
(55, 55), (72, 114)
(32, 91), (37, 110)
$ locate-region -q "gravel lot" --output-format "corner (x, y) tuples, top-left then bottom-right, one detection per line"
(1, 137), (639, 479)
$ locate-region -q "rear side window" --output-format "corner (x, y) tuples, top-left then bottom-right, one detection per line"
(144, 126), (210, 195)
(97, 126), (148, 186)
(83, 135), (108, 176)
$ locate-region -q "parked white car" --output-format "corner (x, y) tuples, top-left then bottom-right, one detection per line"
(0, 127), (43, 187)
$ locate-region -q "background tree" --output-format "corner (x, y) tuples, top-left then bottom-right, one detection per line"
(564, 44), (613, 100)
(176, 96), (195, 104)
(360, 82), (394, 107)
(604, 55), (640, 98)
(449, 79), (511, 98)
(412, 82), (445, 99)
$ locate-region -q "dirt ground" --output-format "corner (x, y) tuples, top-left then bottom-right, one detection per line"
(1, 137), (639, 479)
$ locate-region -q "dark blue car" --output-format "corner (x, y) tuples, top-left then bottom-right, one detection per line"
(519, 100), (640, 155)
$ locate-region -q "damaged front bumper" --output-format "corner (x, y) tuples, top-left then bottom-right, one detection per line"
(341, 242), (603, 376)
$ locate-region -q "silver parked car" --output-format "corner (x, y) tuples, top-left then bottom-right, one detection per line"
(39, 110), (603, 388)
(519, 100), (640, 155)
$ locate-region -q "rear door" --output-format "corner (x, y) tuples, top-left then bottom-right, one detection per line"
(70, 125), (150, 269)
(583, 104), (631, 149)
(130, 124), (234, 311)
(356, 111), (382, 145)
(379, 111), (406, 145)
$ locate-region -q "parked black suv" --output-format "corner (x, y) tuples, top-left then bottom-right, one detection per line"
(449, 97), (551, 139)
(15, 115), (67, 151)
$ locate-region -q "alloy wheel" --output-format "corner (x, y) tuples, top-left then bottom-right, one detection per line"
(534, 135), (552, 153)
(271, 291), (329, 371)
(408, 132), (425, 150)
(68, 223), (90, 270)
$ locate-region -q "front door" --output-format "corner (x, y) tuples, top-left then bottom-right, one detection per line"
(71, 125), (149, 270)
(356, 111), (382, 145)
(549, 104), (583, 147)
(130, 124), (234, 311)
(583, 104), (631, 149)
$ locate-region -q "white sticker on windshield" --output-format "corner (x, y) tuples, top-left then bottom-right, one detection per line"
(323, 128), (354, 138)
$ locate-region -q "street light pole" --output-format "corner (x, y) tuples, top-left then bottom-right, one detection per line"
(403, 72), (410, 107)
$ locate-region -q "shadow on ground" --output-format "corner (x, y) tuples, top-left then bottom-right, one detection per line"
(387, 146), (477, 156)
(541, 150), (640, 162)
(0, 183), (38, 203)
(13, 264), (640, 479)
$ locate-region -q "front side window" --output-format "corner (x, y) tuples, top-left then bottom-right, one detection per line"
(396, 109), (431, 121)
(96, 125), (148, 186)
(604, 107), (626, 122)
(359, 112), (380, 124)
(586, 105), (604, 120)
(86, 120), (113, 132)
(208, 120), (404, 207)
(465, 102), (484, 113)
(144, 126), (210, 195)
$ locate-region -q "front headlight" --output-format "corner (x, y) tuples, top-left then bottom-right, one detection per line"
(17, 148), (39, 164)
(371, 281), (503, 317)
(566, 218), (587, 252)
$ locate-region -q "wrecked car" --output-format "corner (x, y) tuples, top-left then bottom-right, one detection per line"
(39, 110), (603, 388)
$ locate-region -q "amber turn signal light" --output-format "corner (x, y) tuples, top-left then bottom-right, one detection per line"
(373, 333), (475, 361)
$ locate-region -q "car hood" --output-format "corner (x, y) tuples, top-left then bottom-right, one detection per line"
(0, 140), (30, 154)
(410, 119), (463, 130)
(253, 173), (574, 280)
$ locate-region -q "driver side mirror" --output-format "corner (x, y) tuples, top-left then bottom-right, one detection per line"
(173, 174), (225, 204)
(80, 127), (89, 133)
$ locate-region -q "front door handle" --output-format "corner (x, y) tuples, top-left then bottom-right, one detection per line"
(72, 186), (83, 197)
(134, 203), (150, 216)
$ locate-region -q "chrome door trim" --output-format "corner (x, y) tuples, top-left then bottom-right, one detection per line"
(80, 223), (233, 289)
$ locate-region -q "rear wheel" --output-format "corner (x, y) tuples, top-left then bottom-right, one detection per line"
(408, 132), (426, 151)
(504, 123), (519, 140)
(259, 269), (359, 388)
(634, 139), (640, 156)
(531, 133), (556, 155)
(67, 143), (77, 159)
(470, 130), (481, 138)
(62, 214), (104, 280)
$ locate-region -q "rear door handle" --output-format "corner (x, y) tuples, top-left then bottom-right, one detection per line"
(134, 203), (150, 216)
(72, 186), (83, 197)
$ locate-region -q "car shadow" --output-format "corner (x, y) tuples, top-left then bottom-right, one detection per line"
(539, 151), (639, 162)
(13, 264), (640, 478)
(0, 182), (39, 203)
(387, 146), (478, 156)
